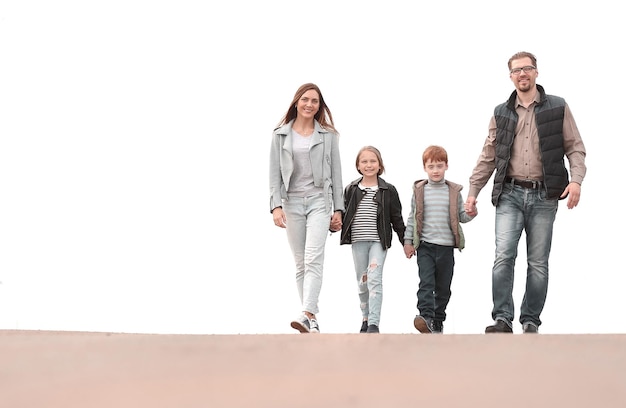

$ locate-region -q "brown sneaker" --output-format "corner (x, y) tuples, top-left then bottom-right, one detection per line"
(522, 322), (538, 334)
(414, 315), (433, 334)
(485, 320), (513, 334)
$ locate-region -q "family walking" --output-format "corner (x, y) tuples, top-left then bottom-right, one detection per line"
(269, 51), (587, 335)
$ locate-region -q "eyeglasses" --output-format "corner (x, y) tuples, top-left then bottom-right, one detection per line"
(510, 66), (536, 75)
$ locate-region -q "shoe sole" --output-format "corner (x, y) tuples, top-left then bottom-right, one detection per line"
(485, 326), (513, 334)
(290, 321), (310, 333)
(413, 316), (432, 334)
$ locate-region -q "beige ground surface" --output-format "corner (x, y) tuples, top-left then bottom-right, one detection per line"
(1, 330), (625, 408)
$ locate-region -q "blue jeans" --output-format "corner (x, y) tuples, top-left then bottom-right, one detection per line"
(283, 193), (332, 315)
(351, 241), (387, 327)
(416, 241), (455, 322)
(492, 184), (558, 327)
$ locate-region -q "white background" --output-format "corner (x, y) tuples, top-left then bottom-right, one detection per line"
(0, 1), (622, 334)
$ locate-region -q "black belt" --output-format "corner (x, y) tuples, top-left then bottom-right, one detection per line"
(505, 177), (542, 189)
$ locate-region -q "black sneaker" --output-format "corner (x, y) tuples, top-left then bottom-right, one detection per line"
(432, 320), (444, 334)
(522, 322), (538, 334)
(360, 320), (368, 333)
(414, 315), (433, 334)
(366, 324), (379, 333)
(485, 320), (513, 334)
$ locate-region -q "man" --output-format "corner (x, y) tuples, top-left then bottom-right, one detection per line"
(465, 51), (587, 334)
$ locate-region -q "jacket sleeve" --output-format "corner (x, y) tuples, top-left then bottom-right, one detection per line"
(404, 189), (416, 245)
(389, 185), (406, 244)
(457, 192), (475, 223)
(269, 132), (283, 213)
(330, 133), (344, 213)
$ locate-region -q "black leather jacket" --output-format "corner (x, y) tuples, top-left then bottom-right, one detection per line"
(340, 177), (406, 249)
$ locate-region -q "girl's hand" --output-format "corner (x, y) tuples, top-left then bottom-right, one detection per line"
(404, 244), (416, 259)
(329, 211), (342, 232)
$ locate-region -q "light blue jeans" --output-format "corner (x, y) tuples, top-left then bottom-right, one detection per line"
(283, 193), (332, 315)
(351, 241), (387, 327)
(492, 183), (558, 327)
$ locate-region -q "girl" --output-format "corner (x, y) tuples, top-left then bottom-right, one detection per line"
(340, 146), (405, 333)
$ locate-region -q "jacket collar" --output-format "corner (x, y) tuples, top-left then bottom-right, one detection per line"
(275, 119), (327, 136)
(348, 176), (389, 190)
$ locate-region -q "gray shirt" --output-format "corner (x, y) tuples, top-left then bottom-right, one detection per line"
(288, 131), (322, 197)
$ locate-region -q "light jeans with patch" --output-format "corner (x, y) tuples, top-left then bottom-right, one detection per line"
(351, 241), (387, 327)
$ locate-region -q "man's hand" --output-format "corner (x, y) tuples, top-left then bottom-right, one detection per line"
(561, 182), (581, 209)
(465, 196), (478, 217)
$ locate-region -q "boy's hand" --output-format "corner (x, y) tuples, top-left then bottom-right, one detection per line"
(403, 244), (415, 259)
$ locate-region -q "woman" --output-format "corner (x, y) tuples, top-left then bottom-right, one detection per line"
(269, 83), (344, 334)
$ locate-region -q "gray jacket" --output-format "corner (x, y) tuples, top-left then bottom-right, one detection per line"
(269, 119), (344, 214)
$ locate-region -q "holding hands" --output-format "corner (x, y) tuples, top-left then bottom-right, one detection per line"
(403, 244), (416, 259)
(465, 197), (478, 217)
(329, 211), (343, 232)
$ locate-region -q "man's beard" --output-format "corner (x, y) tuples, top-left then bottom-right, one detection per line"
(517, 81), (532, 92)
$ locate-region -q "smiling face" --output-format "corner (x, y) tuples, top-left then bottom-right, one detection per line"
(296, 89), (320, 120)
(357, 149), (381, 177)
(509, 56), (538, 93)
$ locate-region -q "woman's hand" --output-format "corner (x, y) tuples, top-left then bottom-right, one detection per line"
(272, 207), (287, 228)
(329, 211), (343, 232)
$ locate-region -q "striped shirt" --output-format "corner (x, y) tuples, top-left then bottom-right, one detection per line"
(351, 184), (379, 242)
(421, 180), (454, 246)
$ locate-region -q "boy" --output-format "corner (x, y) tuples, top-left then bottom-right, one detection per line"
(404, 145), (476, 334)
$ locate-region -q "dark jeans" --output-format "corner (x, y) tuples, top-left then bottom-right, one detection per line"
(416, 241), (454, 322)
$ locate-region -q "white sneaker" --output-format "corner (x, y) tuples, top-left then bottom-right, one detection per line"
(309, 318), (320, 333)
(290, 314), (310, 333)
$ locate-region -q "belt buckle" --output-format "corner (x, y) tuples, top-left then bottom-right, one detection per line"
(527, 180), (539, 189)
